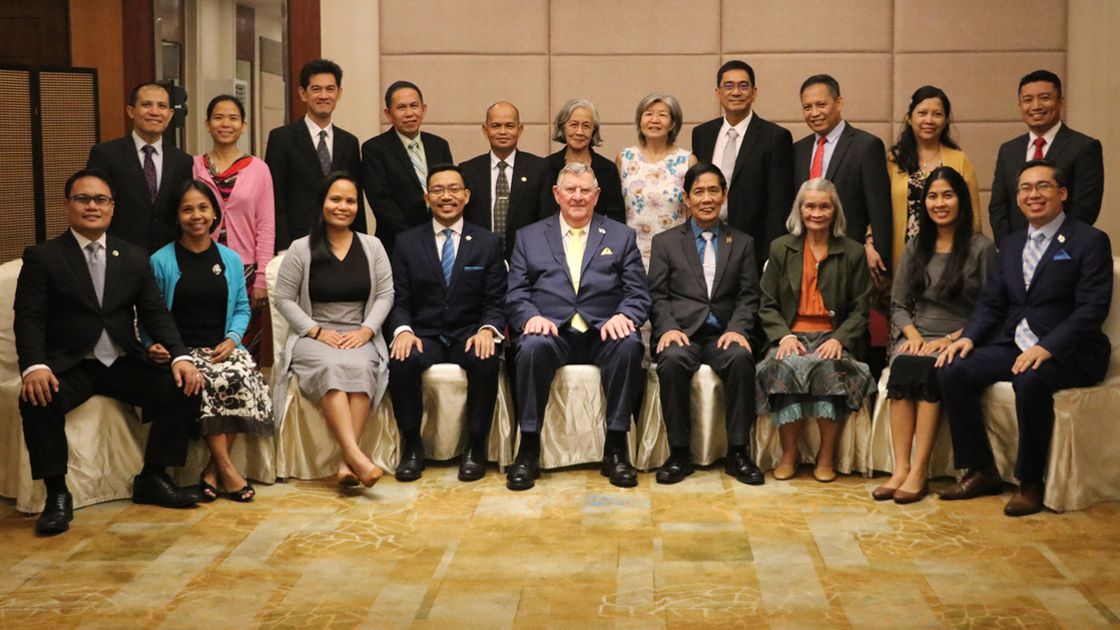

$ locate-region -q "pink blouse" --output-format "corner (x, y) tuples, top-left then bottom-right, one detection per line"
(192, 155), (275, 289)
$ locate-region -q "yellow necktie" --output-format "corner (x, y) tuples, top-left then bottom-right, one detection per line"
(567, 227), (588, 332)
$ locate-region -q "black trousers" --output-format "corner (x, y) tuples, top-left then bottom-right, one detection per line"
(655, 330), (756, 449)
(515, 326), (644, 433)
(19, 357), (199, 480)
(937, 340), (1097, 484)
(387, 334), (501, 436)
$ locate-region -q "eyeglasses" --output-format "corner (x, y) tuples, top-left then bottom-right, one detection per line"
(428, 186), (464, 196)
(1018, 182), (1058, 194)
(721, 82), (752, 93)
(68, 194), (114, 206)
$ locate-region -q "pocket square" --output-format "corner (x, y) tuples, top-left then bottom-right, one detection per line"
(464, 266), (485, 271)
(600, 247), (613, 255)
(1053, 250), (1071, 261)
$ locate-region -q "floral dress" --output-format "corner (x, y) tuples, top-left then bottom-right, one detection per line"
(621, 146), (691, 270)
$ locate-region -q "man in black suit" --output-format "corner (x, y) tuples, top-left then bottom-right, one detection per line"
(794, 75), (893, 277)
(459, 101), (548, 260)
(265, 59), (365, 251)
(86, 83), (193, 253)
(362, 81), (454, 254)
(648, 163), (763, 486)
(386, 164), (507, 483)
(989, 70), (1105, 242)
(15, 170), (205, 535)
(937, 160), (1113, 516)
(692, 60), (794, 270)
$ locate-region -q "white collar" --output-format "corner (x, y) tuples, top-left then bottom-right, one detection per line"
(559, 214), (591, 235)
(1028, 211), (1066, 242)
(304, 115), (333, 138)
(131, 130), (162, 154)
(818, 119), (846, 144)
(719, 111), (753, 138)
(490, 149), (517, 169)
(70, 228), (107, 250)
(433, 217), (464, 235)
(1028, 120), (1062, 148)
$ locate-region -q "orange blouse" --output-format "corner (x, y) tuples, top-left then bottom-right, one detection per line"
(791, 242), (834, 333)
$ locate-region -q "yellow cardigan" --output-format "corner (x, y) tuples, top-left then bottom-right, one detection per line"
(886, 146), (982, 271)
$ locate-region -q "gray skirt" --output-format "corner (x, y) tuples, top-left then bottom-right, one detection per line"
(755, 331), (874, 427)
(290, 301), (383, 403)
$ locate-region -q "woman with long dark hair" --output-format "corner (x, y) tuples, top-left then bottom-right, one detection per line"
(873, 166), (996, 503)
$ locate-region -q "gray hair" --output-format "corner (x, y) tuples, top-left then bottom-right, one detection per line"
(552, 98), (602, 146)
(786, 177), (847, 238)
(635, 93), (684, 144)
(555, 161), (599, 189)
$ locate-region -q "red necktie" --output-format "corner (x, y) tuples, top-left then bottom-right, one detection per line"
(1032, 137), (1047, 160)
(810, 136), (827, 179)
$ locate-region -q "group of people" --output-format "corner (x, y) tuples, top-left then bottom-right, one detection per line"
(13, 57), (1109, 535)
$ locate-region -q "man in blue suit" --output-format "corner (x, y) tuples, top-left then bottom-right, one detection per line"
(506, 162), (651, 490)
(936, 159), (1113, 516)
(387, 164), (507, 483)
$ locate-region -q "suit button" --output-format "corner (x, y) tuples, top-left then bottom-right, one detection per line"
(828, 310), (835, 317)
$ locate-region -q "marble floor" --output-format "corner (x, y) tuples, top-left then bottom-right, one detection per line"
(2, 463), (1119, 630)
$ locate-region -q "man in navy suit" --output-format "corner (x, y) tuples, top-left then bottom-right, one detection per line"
(386, 164), (507, 482)
(506, 162), (651, 490)
(936, 160), (1113, 516)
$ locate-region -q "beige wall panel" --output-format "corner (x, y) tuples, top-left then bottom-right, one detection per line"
(979, 190), (993, 235)
(581, 122), (701, 162)
(420, 124), (552, 162)
(895, 0), (1066, 52)
(549, 55), (722, 125)
(550, 0), (720, 54)
(893, 52), (1066, 122)
(954, 122), (1024, 193)
(381, 55), (551, 124)
(380, 0), (548, 54)
(722, 54), (893, 123)
(722, 0), (893, 53)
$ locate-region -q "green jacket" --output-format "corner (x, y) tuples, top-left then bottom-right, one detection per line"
(758, 233), (872, 357)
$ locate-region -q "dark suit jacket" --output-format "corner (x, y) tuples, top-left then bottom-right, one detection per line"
(86, 135), (193, 253)
(988, 124), (1105, 241)
(538, 148), (626, 225)
(962, 216), (1112, 380)
(647, 220), (759, 341)
(459, 150), (549, 260)
(385, 220), (507, 345)
(692, 114), (794, 270)
(507, 213), (650, 332)
(794, 123), (893, 265)
(265, 120), (365, 251)
(361, 129), (453, 254)
(14, 230), (188, 375)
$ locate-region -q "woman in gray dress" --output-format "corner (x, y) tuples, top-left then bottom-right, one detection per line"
(873, 166), (996, 503)
(273, 172), (394, 488)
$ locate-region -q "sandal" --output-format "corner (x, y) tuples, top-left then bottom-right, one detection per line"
(198, 476), (219, 503)
(228, 483), (255, 503)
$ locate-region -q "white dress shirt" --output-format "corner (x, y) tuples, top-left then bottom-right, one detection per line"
(810, 120), (847, 178)
(131, 131), (164, 190)
(304, 115), (334, 160)
(1026, 121), (1062, 161)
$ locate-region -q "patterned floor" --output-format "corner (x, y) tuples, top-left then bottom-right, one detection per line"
(2, 463), (1119, 629)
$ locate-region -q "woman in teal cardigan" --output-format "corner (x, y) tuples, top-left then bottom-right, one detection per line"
(145, 180), (274, 502)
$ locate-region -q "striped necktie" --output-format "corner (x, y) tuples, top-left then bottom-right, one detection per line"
(409, 140), (427, 193)
(1014, 232), (1047, 350)
(441, 228), (455, 286)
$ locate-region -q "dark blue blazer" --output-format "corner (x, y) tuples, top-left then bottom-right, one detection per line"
(385, 220), (506, 345)
(963, 216), (1113, 380)
(507, 213), (650, 332)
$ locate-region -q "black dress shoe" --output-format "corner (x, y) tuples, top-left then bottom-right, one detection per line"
(36, 491), (73, 535)
(506, 451), (540, 491)
(458, 444), (488, 482)
(132, 474), (200, 508)
(601, 451), (638, 488)
(727, 450), (765, 486)
(395, 441), (425, 482)
(656, 451), (694, 484)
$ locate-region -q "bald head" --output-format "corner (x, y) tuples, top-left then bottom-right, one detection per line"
(483, 101), (523, 159)
(486, 101), (520, 124)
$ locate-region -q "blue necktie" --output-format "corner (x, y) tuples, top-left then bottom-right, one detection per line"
(1014, 232), (1047, 350)
(441, 228), (455, 286)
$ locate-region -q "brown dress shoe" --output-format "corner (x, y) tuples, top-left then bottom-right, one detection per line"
(893, 482), (928, 505)
(937, 469), (1004, 501)
(1004, 483), (1045, 516)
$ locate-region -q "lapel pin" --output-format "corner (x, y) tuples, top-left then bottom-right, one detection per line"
(598, 228), (606, 234)
(112, 250), (118, 256)
(521, 176), (527, 182)
(1058, 235), (1066, 243)
(726, 236), (732, 243)
(212, 264), (222, 275)
(465, 235), (472, 241)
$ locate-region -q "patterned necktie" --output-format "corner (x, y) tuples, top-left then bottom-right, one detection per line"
(85, 242), (118, 366)
(409, 140), (427, 193)
(494, 160), (510, 243)
(566, 228), (588, 332)
(810, 135), (827, 179)
(317, 129), (332, 175)
(441, 228), (455, 286)
(1014, 232), (1047, 350)
(701, 231), (716, 297)
(141, 145), (157, 202)
(1033, 137), (1047, 160)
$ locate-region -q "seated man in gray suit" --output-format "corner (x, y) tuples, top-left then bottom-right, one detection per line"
(648, 163), (762, 485)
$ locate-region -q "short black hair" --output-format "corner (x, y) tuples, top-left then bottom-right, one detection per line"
(1019, 158), (1067, 189)
(385, 80), (423, 109)
(128, 82), (168, 107)
(206, 94), (245, 120)
(170, 180), (224, 238)
(683, 162), (727, 194)
(717, 60), (755, 87)
(426, 163), (465, 188)
(1019, 70), (1062, 97)
(65, 168), (115, 199)
(300, 59), (342, 89)
(801, 74), (841, 100)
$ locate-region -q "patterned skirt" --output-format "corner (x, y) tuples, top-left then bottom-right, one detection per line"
(755, 331), (875, 427)
(190, 347), (275, 437)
